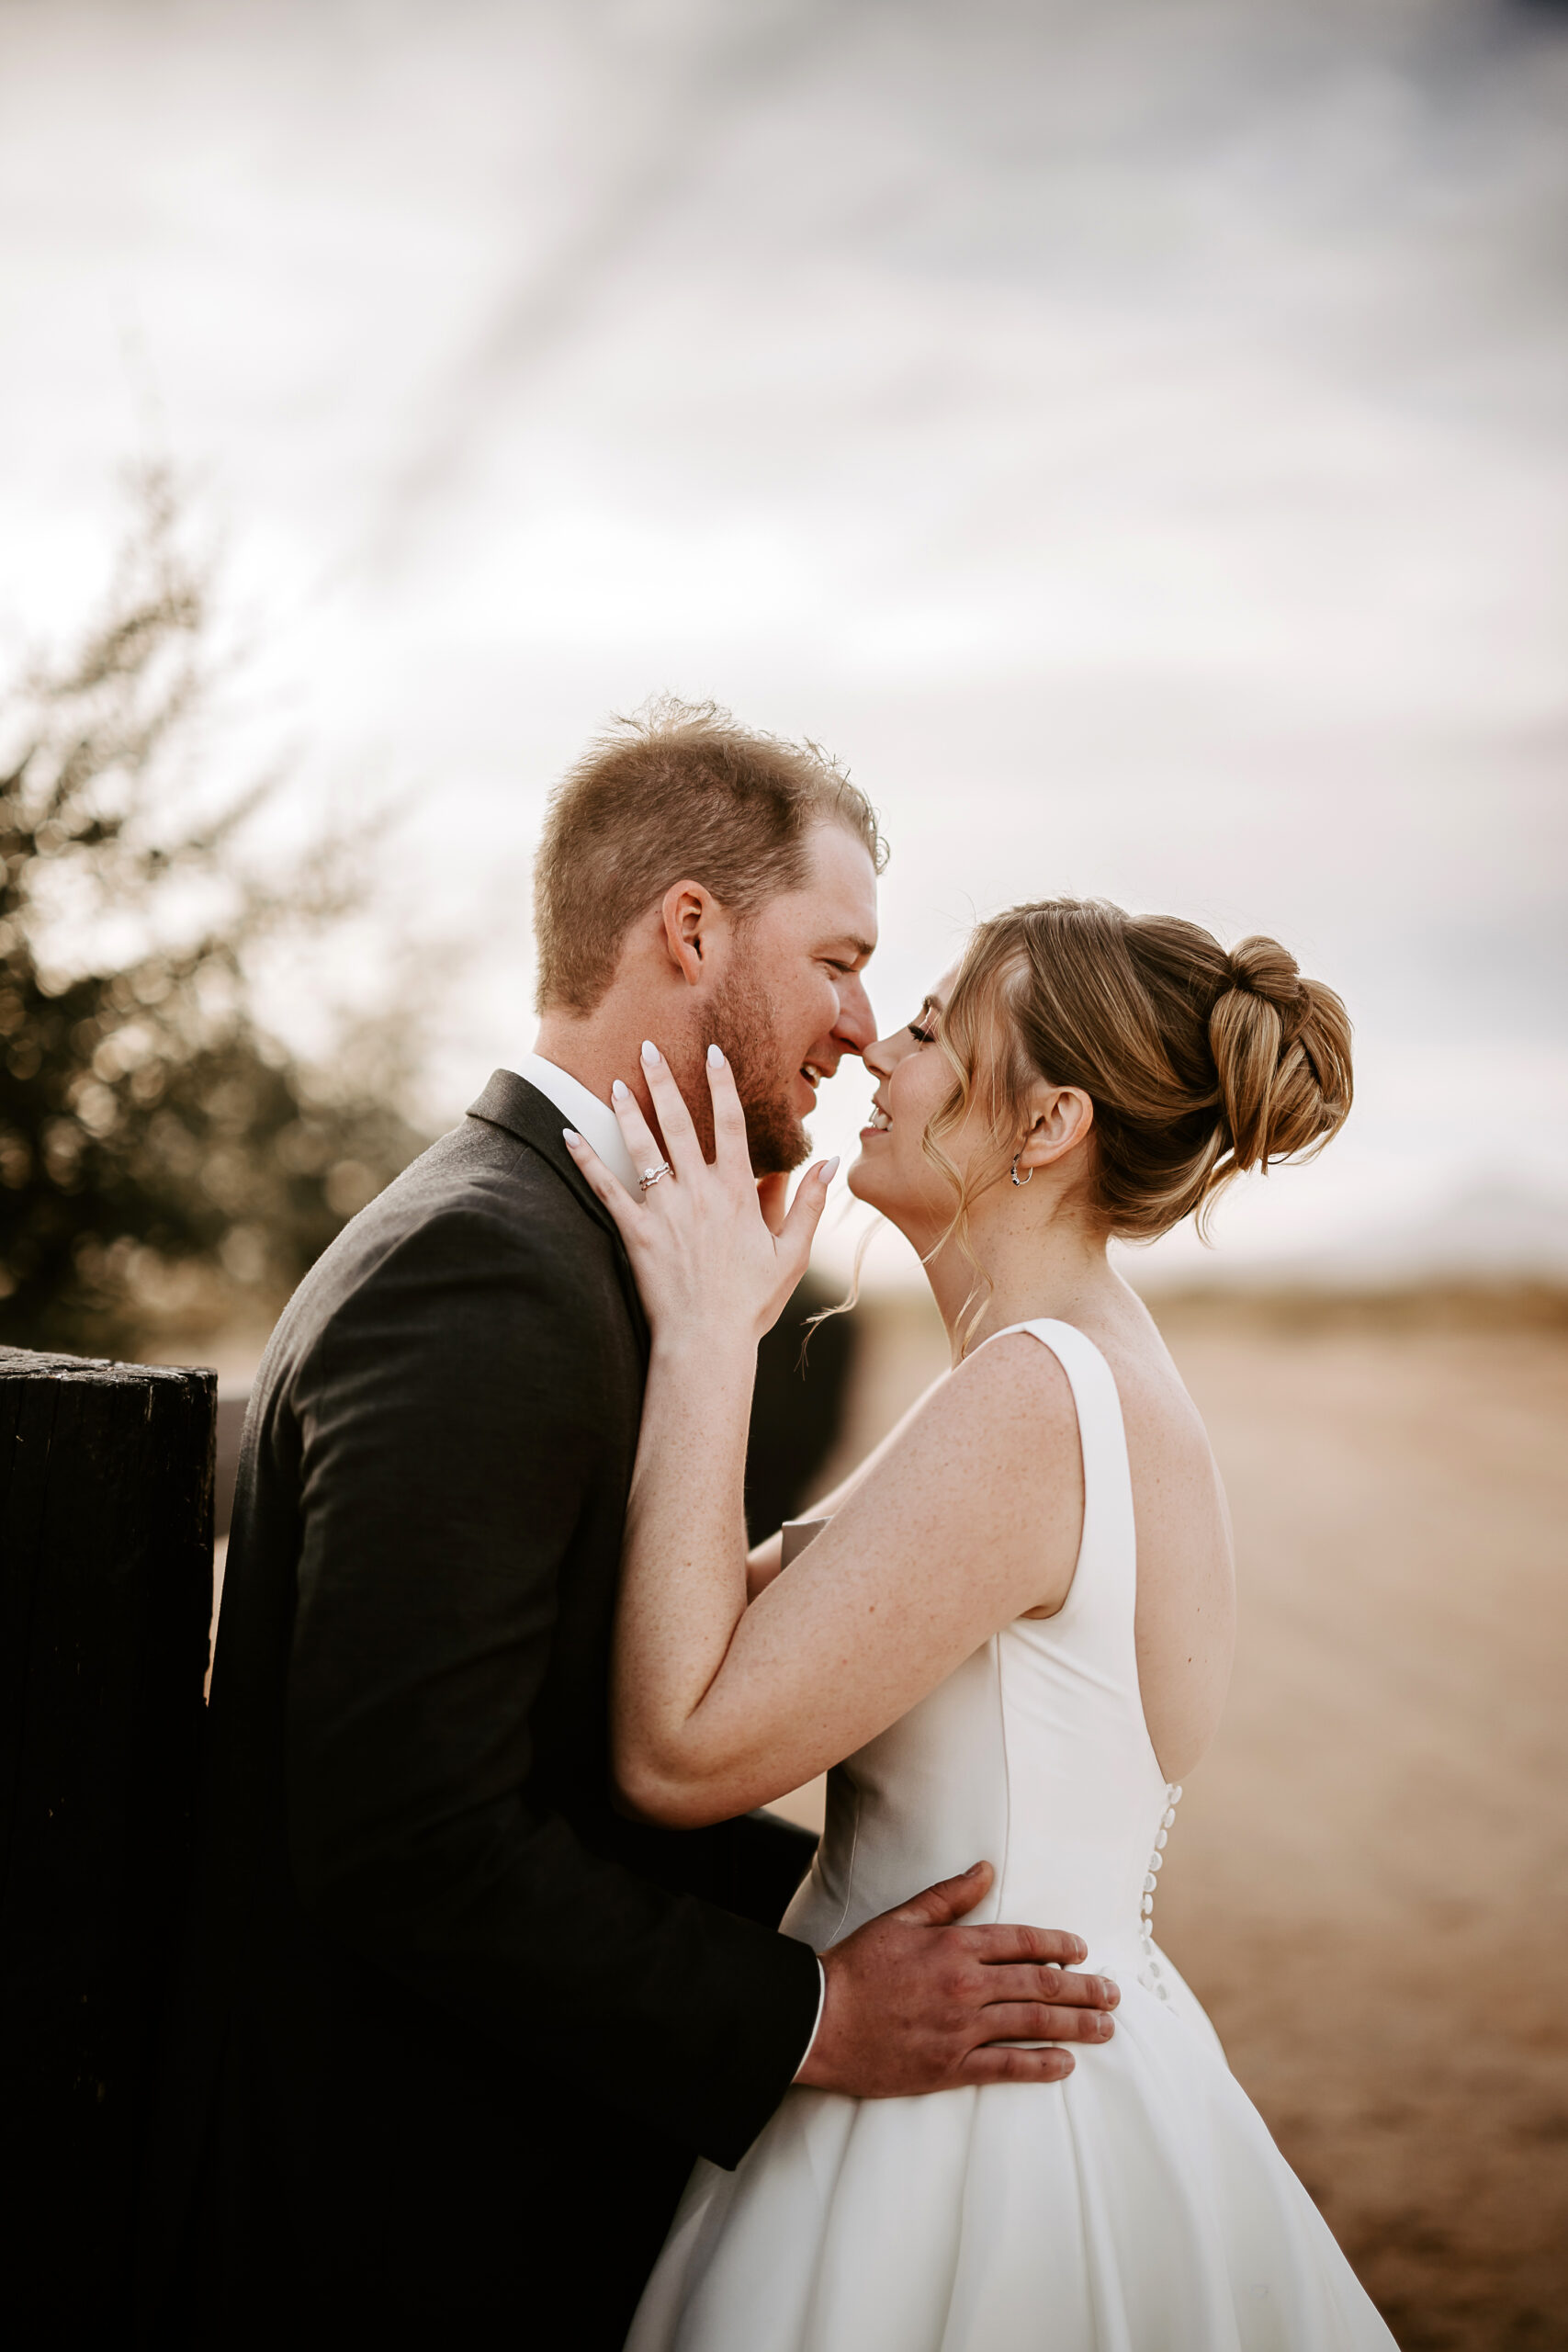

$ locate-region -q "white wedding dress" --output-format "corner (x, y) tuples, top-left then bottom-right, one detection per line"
(626, 1320), (1397, 2352)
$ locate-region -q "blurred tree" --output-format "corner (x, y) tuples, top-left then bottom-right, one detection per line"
(0, 469), (426, 1357)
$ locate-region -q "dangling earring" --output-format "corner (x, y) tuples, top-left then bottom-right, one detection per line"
(1010, 1154), (1033, 1188)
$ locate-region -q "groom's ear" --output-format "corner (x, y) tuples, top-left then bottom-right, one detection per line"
(660, 878), (727, 987)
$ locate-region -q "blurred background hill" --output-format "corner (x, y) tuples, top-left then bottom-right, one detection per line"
(1, 3), (1564, 2344)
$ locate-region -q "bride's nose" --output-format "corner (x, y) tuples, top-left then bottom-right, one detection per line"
(862, 1030), (899, 1079)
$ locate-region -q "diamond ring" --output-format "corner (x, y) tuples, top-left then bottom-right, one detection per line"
(638, 1161), (673, 1191)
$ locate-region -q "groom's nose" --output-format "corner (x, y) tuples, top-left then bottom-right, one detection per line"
(832, 971), (876, 1057)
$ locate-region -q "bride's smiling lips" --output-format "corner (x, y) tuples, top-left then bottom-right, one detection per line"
(859, 1093), (892, 1141)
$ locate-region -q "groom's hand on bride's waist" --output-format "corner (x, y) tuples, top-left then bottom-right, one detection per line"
(795, 1860), (1118, 2097)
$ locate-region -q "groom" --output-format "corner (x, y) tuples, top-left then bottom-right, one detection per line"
(140, 704), (1117, 2348)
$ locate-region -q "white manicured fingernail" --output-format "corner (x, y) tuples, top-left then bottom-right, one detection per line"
(641, 1039), (660, 1067)
(820, 1156), (840, 1181)
(707, 1043), (725, 1068)
(612, 1079), (630, 1101)
(562, 1128), (581, 1148)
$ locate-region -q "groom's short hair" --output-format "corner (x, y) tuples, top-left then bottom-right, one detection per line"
(534, 698), (886, 1013)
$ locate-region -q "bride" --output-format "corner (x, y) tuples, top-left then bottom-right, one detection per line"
(564, 897), (1395, 2351)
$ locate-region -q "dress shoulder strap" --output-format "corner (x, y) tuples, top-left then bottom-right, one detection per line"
(992, 1317), (1138, 1622)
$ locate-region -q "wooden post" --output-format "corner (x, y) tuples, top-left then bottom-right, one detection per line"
(0, 1348), (214, 2340)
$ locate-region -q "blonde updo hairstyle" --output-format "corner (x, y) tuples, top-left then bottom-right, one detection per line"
(923, 899), (1352, 1317)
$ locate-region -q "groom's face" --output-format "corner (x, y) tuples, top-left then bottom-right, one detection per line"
(707, 822), (879, 1176)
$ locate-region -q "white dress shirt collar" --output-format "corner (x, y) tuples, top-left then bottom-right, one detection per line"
(514, 1053), (641, 1199)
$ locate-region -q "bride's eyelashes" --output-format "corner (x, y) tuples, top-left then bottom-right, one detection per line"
(907, 1015), (938, 1045)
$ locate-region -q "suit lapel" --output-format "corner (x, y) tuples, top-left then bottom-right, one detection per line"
(467, 1069), (651, 1358)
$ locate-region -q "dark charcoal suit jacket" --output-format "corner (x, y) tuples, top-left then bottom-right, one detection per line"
(141, 1072), (822, 2348)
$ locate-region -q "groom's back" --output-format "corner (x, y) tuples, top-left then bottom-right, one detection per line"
(203, 1091), (645, 1928)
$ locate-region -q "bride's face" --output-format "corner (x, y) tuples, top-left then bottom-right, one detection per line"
(850, 964), (999, 1246)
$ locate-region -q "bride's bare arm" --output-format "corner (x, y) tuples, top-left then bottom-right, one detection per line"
(618, 1331), (1081, 1826)
(564, 1047), (1084, 1831)
(745, 1369), (949, 1598)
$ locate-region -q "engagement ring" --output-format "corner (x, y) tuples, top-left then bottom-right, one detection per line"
(638, 1161), (672, 1190)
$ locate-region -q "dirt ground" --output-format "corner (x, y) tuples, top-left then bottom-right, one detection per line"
(770, 1292), (1568, 2352)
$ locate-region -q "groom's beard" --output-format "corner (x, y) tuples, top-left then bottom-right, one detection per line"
(707, 967), (812, 1178)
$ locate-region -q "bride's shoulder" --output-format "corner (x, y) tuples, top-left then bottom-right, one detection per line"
(834, 1329), (1087, 1618)
(957, 1323), (1074, 1384)
(1097, 1319), (1208, 1434)
(982, 1309), (1215, 1482)
(929, 1328), (1083, 1466)
(1093, 1328), (1224, 1505)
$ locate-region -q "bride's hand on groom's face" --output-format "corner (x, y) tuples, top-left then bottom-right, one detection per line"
(563, 1042), (839, 1347)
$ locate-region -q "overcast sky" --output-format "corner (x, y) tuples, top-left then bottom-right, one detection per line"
(3, 0), (1564, 1282)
